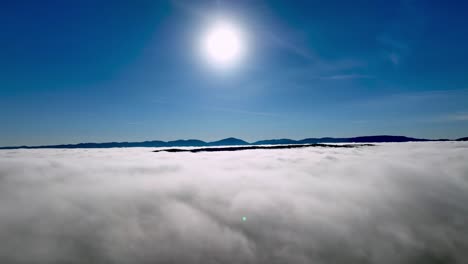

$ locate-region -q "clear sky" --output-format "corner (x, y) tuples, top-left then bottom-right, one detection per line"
(1, 0), (468, 146)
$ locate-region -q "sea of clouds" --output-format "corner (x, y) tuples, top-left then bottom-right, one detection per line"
(0, 142), (467, 264)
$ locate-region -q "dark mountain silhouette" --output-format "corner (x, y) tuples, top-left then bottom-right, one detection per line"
(208, 137), (249, 146)
(0, 135), (464, 149)
(166, 139), (207, 146)
(257, 135), (428, 145)
(346, 135), (428, 143)
(299, 137), (336, 144)
(253, 138), (298, 145)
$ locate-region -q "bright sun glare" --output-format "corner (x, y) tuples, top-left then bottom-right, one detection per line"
(201, 21), (245, 68)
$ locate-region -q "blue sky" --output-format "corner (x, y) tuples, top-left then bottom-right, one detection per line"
(1, 0), (468, 146)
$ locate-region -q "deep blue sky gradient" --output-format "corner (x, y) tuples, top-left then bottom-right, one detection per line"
(1, 0), (468, 146)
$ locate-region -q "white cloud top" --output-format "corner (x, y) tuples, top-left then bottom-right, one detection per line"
(1, 142), (467, 263)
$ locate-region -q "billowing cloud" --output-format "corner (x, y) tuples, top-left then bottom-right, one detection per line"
(1, 142), (468, 263)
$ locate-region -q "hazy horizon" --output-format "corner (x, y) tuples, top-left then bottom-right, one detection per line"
(2, 134), (467, 148)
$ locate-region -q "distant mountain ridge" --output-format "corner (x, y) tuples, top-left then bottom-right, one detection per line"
(0, 135), (464, 149)
(208, 137), (249, 146)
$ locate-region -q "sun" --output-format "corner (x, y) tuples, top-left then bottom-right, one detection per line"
(201, 21), (245, 68)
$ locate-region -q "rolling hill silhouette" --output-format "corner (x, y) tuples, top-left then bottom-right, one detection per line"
(208, 137), (249, 146)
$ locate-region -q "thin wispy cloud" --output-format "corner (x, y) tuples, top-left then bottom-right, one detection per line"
(378, 35), (409, 52)
(437, 112), (468, 122)
(267, 31), (318, 61)
(354, 88), (468, 108)
(207, 105), (281, 117)
(451, 113), (468, 121)
(320, 74), (374, 80)
(387, 51), (401, 65)
(378, 36), (409, 66)
(151, 96), (280, 118)
(376, 0), (425, 67)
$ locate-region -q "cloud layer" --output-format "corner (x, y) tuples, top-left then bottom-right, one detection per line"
(1, 142), (468, 264)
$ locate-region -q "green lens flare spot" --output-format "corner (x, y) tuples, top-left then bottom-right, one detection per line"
(242, 216), (247, 221)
